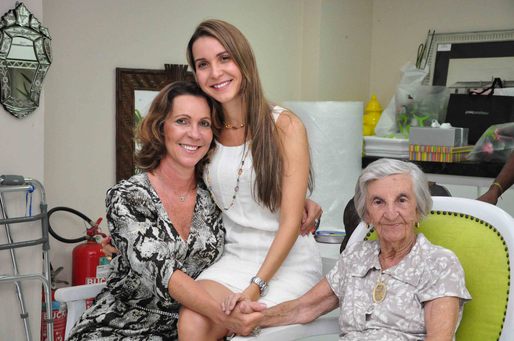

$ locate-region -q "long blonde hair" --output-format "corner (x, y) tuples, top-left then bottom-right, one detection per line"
(187, 19), (312, 211)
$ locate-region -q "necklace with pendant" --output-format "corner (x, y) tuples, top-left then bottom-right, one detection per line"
(156, 169), (196, 203)
(174, 183), (197, 203)
(205, 143), (250, 210)
(224, 122), (245, 129)
(372, 271), (387, 303)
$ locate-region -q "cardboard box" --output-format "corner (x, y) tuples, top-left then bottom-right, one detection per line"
(409, 127), (468, 147)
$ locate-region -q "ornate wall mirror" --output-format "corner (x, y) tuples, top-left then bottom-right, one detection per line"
(0, 2), (52, 118)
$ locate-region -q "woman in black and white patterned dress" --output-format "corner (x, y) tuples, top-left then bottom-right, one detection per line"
(67, 81), (260, 340)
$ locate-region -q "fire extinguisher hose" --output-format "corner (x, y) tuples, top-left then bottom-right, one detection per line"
(48, 206), (95, 243)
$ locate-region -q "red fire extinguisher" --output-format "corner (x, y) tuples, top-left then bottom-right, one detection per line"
(48, 207), (110, 285)
(72, 217), (107, 286)
(45, 207), (111, 340)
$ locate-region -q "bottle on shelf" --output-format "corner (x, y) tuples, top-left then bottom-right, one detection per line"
(363, 95), (383, 136)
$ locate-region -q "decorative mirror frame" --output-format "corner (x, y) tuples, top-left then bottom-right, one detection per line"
(115, 65), (193, 182)
(424, 29), (514, 86)
(0, 2), (52, 118)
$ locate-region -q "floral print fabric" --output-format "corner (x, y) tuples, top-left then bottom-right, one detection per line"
(68, 173), (224, 340)
(327, 233), (471, 341)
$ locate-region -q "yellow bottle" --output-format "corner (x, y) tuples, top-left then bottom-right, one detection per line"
(363, 95), (382, 136)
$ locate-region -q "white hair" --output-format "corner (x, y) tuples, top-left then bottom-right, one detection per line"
(354, 158), (432, 220)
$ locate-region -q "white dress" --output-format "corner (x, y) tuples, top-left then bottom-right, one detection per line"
(198, 106), (322, 305)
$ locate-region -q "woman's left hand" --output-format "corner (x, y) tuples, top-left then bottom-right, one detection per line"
(222, 283), (261, 315)
(242, 284), (260, 302)
(221, 292), (249, 315)
(221, 292), (267, 315)
(300, 199), (322, 236)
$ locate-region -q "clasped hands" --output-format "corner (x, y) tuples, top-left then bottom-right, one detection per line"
(221, 292), (267, 337)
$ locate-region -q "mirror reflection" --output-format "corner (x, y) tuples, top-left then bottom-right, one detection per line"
(0, 2), (52, 118)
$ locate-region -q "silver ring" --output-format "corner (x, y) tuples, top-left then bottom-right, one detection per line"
(314, 217), (321, 229)
(252, 326), (262, 336)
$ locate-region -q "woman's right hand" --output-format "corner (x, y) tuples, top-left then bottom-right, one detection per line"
(101, 236), (119, 257)
(477, 189), (499, 205)
(300, 199), (322, 236)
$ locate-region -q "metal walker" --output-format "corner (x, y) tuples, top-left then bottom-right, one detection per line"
(0, 175), (53, 341)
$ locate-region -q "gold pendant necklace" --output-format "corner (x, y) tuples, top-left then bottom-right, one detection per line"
(372, 272), (387, 303)
(175, 182), (197, 203)
(156, 169), (195, 203)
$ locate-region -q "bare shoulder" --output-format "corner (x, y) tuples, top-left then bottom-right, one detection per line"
(275, 110), (306, 137)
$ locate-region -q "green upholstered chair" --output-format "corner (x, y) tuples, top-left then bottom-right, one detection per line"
(349, 196), (514, 341)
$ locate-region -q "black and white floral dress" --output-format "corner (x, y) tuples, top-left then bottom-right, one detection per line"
(68, 173), (224, 341)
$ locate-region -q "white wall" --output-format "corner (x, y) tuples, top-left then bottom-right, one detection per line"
(0, 1), (45, 340)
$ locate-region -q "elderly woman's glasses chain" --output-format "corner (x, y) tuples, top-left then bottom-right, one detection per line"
(205, 144), (251, 211)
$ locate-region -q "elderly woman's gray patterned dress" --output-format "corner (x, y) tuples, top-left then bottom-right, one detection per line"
(327, 233), (471, 341)
(68, 173), (224, 340)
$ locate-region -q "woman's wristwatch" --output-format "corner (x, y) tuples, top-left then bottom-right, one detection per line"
(250, 276), (269, 296)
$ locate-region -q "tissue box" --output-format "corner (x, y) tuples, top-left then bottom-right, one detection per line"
(409, 144), (473, 163)
(409, 127), (468, 147)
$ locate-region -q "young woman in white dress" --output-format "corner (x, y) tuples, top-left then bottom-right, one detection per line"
(178, 19), (323, 339)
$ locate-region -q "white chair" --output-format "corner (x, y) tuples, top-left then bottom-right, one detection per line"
(348, 196), (514, 341)
(54, 282), (106, 339)
(55, 258), (340, 340)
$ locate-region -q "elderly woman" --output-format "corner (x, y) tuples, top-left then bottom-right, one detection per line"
(229, 158), (471, 340)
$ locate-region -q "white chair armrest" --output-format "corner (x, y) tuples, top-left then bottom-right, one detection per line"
(55, 282), (106, 339)
(55, 282), (106, 303)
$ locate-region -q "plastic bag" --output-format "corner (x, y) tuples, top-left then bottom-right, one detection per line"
(395, 85), (450, 137)
(375, 63), (450, 138)
(375, 63), (427, 137)
(467, 122), (514, 162)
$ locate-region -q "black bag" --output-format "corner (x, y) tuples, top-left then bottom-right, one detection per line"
(446, 78), (514, 144)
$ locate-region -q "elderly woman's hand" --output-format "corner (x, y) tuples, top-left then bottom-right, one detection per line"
(224, 300), (266, 337)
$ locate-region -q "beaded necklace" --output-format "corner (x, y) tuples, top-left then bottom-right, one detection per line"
(205, 143), (251, 211)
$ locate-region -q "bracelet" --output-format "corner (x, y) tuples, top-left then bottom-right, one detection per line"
(250, 276), (269, 296)
(492, 182), (504, 194)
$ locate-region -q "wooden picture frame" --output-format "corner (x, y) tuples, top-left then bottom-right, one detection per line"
(115, 64), (194, 182)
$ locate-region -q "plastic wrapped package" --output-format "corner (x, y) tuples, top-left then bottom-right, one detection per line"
(468, 122), (514, 162)
(283, 101), (363, 231)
